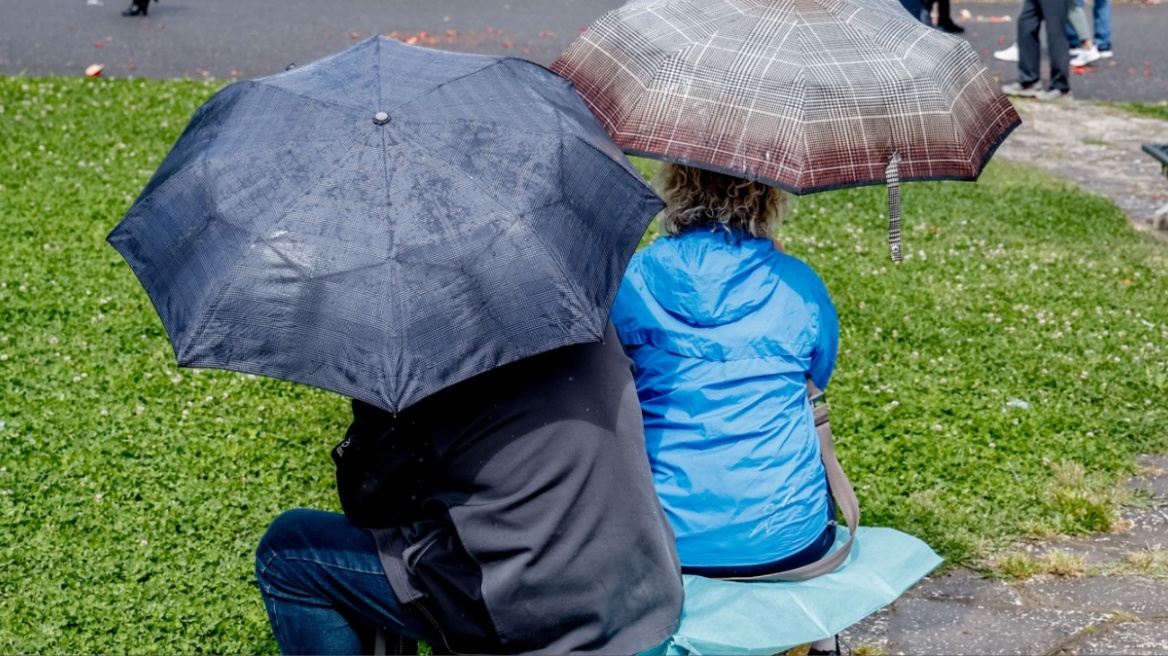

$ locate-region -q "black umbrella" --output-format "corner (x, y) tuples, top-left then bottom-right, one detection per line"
(109, 37), (663, 413)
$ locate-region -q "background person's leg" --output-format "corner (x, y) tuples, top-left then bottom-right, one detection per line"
(1016, 0), (1044, 88)
(255, 509), (437, 656)
(1040, 0), (1072, 91)
(1093, 0), (1112, 52)
(895, 0), (926, 23)
(1065, 0), (1087, 48)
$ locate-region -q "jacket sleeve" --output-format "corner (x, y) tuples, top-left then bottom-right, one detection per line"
(806, 276), (839, 391)
(332, 399), (437, 528)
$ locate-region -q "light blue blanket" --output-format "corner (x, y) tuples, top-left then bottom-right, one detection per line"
(659, 527), (943, 655)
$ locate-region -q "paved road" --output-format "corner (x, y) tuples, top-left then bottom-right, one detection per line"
(0, 0), (624, 77)
(0, 0), (1163, 101)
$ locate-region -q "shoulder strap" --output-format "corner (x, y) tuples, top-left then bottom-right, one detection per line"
(722, 379), (860, 582)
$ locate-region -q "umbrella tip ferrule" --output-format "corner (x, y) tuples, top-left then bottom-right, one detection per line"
(373, 112), (391, 125)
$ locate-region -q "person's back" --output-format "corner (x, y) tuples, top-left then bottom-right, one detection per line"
(257, 326), (684, 655)
(611, 164), (840, 577)
(368, 325), (684, 654)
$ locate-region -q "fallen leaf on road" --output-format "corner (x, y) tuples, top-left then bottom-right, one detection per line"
(350, 31), (360, 39)
(95, 42), (103, 49)
(539, 31), (556, 37)
(85, 64), (104, 77)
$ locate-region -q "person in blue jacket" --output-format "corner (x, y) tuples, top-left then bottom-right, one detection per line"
(611, 163), (840, 578)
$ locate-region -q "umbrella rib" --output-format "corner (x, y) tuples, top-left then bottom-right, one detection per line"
(393, 58), (515, 114)
(249, 79), (369, 115)
(387, 129), (585, 348)
(376, 51), (408, 408)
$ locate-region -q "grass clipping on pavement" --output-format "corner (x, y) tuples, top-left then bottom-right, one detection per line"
(2, 76), (1167, 653)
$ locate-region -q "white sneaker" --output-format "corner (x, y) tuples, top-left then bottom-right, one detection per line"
(1070, 46), (1101, 66)
(1099, 48), (1114, 58)
(1069, 47), (1085, 57)
(993, 43), (1019, 62)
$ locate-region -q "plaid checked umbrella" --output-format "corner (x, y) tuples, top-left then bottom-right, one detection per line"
(108, 36), (663, 414)
(551, 0), (1021, 260)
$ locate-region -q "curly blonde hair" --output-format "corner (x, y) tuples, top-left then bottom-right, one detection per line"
(656, 164), (788, 238)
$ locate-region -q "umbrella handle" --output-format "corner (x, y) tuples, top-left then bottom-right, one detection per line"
(885, 153), (903, 263)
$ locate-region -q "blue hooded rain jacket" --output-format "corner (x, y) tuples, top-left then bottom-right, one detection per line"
(611, 228), (840, 572)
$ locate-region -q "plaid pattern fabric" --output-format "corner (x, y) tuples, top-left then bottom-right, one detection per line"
(552, 0), (1021, 194)
(108, 37), (664, 413)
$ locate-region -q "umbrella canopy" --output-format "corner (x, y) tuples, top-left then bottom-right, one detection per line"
(108, 36), (664, 414)
(551, 0), (1021, 259)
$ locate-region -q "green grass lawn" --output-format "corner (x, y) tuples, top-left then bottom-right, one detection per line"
(1109, 100), (1168, 122)
(2, 75), (1167, 654)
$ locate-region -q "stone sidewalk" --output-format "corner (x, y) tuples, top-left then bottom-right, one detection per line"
(842, 456), (1168, 655)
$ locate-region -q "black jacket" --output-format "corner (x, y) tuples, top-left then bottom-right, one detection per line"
(335, 325), (683, 655)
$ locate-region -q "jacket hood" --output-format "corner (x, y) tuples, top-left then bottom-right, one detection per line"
(640, 229), (784, 327)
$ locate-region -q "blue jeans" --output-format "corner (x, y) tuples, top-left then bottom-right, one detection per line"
(1066, 0), (1111, 50)
(255, 509), (440, 656)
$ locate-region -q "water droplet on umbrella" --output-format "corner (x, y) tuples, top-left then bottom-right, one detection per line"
(373, 111), (390, 125)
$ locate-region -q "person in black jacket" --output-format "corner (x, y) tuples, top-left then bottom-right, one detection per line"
(255, 325), (684, 655)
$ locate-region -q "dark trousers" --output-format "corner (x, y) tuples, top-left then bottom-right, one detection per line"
(896, 0), (926, 22)
(1017, 0), (1071, 92)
